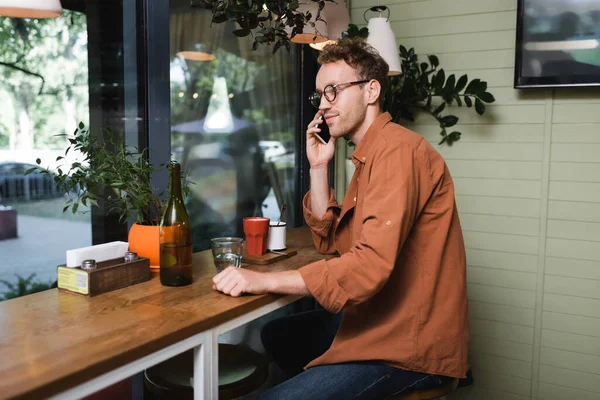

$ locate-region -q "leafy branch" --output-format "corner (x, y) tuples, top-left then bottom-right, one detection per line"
(26, 122), (191, 225)
(385, 45), (495, 145)
(0, 61), (46, 94)
(198, 0), (333, 53)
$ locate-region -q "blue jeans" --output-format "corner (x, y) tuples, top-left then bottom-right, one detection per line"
(259, 308), (446, 400)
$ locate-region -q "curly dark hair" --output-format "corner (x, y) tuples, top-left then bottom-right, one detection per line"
(318, 38), (389, 107)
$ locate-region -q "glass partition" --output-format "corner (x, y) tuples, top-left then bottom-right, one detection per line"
(169, 1), (300, 251)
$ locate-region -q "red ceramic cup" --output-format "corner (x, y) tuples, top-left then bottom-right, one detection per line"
(243, 217), (270, 256)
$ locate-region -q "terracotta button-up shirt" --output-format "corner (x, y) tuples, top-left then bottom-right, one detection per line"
(299, 112), (469, 378)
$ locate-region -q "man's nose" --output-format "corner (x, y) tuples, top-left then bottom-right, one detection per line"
(319, 95), (331, 110)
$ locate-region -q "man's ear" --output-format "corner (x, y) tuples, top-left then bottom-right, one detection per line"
(365, 79), (381, 106)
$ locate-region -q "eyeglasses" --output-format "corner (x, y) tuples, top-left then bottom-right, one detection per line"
(309, 80), (370, 108)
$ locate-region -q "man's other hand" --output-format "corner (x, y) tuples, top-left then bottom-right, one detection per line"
(212, 267), (271, 297)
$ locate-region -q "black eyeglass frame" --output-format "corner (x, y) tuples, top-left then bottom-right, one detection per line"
(309, 80), (370, 108)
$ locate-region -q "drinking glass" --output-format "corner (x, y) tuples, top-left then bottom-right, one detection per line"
(210, 237), (244, 273)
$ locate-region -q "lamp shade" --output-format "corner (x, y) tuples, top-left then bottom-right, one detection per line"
(177, 51), (216, 61)
(286, 2), (328, 44)
(0, 0), (62, 18)
(309, 0), (350, 50)
(177, 43), (216, 61)
(366, 17), (402, 75)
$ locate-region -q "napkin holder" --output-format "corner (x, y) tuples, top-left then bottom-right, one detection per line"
(57, 256), (151, 297)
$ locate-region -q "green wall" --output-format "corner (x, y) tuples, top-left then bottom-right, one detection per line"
(344, 1), (600, 399)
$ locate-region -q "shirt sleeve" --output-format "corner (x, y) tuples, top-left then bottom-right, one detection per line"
(300, 142), (429, 313)
(302, 188), (341, 254)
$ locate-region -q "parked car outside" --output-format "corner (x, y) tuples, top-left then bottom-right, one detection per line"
(258, 140), (287, 162)
(0, 162), (61, 202)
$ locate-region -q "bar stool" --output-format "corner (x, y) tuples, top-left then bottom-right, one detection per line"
(144, 343), (268, 400)
(391, 378), (459, 400)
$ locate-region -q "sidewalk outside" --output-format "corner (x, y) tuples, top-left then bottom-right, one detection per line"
(0, 215), (91, 297)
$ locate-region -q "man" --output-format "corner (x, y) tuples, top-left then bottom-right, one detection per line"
(213, 38), (469, 399)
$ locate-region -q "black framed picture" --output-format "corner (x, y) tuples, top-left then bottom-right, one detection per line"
(514, 0), (600, 88)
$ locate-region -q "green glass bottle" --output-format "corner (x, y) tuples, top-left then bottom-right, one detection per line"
(159, 161), (193, 286)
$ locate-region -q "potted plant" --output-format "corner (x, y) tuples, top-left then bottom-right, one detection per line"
(339, 25), (496, 187)
(26, 122), (190, 268)
(342, 24), (496, 146)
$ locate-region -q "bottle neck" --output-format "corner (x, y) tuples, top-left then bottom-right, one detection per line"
(169, 163), (183, 198)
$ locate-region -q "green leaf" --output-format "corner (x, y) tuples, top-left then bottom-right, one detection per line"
(78, 121), (84, 129)
(478, 91), (495, 103)
(475, 98), (486, 115)
(433, 103), (446, 115)
(443, 74), (456, 94)
(36, 158), (41, 165)
(428, 55), (439, 68)
(212, 13), (228, 23)
(433, 69), (445, 90)
(455, 74), (468, 93)
(448, 131), (461, 141)
(72, 203), (79, 214)
(441, 115), (459, 127)
(464, 79), (481, 95)
(478, 81), (488, 93)
(232, 28), (251, 37)
(400, 45), (408, 58)
(455, 95), (462, 107)
(25, 167), (37, 175)
(464, 96), (472, 108)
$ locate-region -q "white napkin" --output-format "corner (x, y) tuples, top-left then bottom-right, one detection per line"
(66, 241), (129, 268)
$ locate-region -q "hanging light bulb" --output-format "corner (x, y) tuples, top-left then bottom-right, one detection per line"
(309, 0), (350, 51)
(0, 0), (62, 18)
(365, 5), (402, 76)
(286, 1), (329, 44)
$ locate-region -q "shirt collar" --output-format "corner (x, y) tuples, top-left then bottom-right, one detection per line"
(352, 112), (392, 164)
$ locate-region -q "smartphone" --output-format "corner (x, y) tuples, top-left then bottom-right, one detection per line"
(313, 115), (331, 144)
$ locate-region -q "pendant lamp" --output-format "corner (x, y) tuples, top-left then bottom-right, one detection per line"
(0, 0), (62, 18)
(177, 43), (216, 61)
(309, 0), (350, 51)
(365, 5), (402, 75)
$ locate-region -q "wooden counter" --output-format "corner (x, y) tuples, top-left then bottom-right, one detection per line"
(0, 227), (329, 400)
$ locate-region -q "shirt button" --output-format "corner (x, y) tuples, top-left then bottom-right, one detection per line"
(353, 197), (356, 202)
(362, 157), (366, 161)
(386, 221), (391, 225)
(357, 177), (360, 182)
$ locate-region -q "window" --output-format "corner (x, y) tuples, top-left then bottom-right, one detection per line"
(0, 1), (147, 299)
(169, 2), (300, 251)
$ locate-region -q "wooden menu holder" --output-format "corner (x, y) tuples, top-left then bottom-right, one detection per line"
(57, 256), (151, 297)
